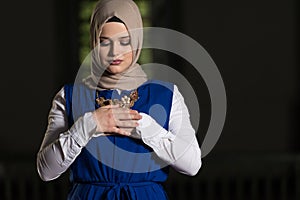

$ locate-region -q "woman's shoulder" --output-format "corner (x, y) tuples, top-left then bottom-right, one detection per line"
(63, 82), (94, 95)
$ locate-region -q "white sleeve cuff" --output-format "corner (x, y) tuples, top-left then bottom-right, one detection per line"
(136, 113), (176, 151)
(68, 112), (97, 147)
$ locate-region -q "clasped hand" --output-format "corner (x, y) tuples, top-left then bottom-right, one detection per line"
(92, 105), (142, 136)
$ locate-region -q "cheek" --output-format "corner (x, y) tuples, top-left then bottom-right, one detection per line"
(120, 45), (132, 54)
(99, 47), (109, 61)
(99, 48), (109, 66)
(124, 51), (133, 64)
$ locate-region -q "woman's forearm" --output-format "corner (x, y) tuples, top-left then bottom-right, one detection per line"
(137, 85), (202, 176)
(36, 88), (97, 181)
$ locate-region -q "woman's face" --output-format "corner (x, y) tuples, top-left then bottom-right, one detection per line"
(98, 22), (133, 74)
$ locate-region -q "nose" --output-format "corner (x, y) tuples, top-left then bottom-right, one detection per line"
(109, 41), (120, 57)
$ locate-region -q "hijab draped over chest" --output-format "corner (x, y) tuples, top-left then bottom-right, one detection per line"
(83, 0), (147, 91)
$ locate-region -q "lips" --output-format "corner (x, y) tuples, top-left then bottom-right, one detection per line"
(110, 59), (123, 65)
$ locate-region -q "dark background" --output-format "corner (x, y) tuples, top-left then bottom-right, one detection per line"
(0, 0), (298, 199)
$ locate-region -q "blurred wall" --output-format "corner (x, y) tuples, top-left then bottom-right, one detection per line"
(0, 0), (57, 159)
(152, 0), (299, 156)
(0, 0), (80, 159)
(181, 0), (299, 155)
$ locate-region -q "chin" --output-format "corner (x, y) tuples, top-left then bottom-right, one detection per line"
(107, 65), (128, 74)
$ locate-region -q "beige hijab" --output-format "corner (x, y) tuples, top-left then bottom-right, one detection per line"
(83, 0), (147, 90)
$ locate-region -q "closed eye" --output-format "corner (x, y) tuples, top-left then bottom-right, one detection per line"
(100, 38), (111, 46)
(119, 37), (131, 46)
(99, 36), (131, 46)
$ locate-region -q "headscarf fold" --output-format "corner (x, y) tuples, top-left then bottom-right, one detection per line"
(83, 0), (147, 90)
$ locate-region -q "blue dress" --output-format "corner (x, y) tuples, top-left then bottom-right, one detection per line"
(64, 80), (174, 200)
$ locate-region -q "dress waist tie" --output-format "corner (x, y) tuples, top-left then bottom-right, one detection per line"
(78, 181), (158, 200)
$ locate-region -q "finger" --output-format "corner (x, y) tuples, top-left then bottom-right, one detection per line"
(129, 112), (142, 120)
(120, 128), (133, 132)
(110, 109), (141, 120)
(116, 120), (139, 128)
(115, 113), (142, 120)
(110, 127), (131, 136)
(114, 113), (132, 120)
(111, 108), (139, 114)
(134, 113), (142, 120)
(100, 104), (119, 109)
(120, 128), (137, 136)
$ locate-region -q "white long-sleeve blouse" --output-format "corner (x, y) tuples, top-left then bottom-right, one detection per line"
(37, 85), (201, 181)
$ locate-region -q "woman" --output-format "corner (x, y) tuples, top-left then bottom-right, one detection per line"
(37, 0), (201, 199)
